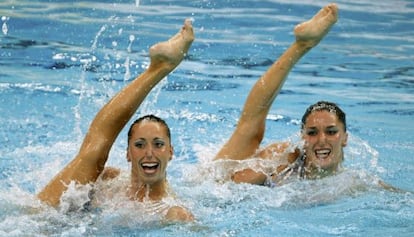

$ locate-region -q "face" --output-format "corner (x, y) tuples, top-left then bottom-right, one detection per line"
(302, 110), (348, 174)
(127, 120), (173, 185)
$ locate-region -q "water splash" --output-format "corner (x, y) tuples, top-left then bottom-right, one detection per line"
(91, 25), (107, 51)
(59, 182), (93, 213)
(1, 16), (8, 35)
(137, 78), (168, 116)
(346, 133), (384, 174)
(72, 63), (88, 141)
(123, 34), (136, 81)
(127, 34), (135, 53)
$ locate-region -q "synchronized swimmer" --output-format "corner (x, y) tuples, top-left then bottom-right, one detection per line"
(36, 3), (401, 223)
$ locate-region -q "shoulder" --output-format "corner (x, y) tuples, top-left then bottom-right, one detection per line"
(165, 205), (194, 222)
(257, 141), (300, 161)
(263, 141), (291, 152)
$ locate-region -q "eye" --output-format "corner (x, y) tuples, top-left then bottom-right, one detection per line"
(306, 129), (317, 136)
(154, 140), (165, 148)
(326, 128), (338, 135)
(134, 140), (145, 148)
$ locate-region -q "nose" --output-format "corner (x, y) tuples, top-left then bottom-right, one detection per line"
(316, 132), (327, 144)
(145, 145), (153, 158)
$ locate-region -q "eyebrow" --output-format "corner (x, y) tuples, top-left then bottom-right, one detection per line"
(305, 125), (338, 130)
(136, 137), (166, 141)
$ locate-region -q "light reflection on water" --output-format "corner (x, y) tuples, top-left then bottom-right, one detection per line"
(0, 0), (413, 236)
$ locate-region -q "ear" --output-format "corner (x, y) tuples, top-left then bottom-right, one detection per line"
(169, 145), (174, 161)
(342, 132), (348, 147)
(126, 147), (131, 162)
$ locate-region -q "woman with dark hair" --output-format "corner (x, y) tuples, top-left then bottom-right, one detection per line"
(37, 20), (195, 222)
(214, 4), (347, 186)
(214, 3), (400, 192)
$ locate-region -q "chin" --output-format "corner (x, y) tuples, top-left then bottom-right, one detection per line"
(310, 161), (336, 173)
(319, 164), (339, 174)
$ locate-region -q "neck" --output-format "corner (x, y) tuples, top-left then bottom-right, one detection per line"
(304, 164), (341, 179)
(128, 179), (168, 202)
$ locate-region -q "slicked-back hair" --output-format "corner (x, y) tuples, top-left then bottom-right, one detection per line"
(301, 101), (346, 132)
(127, 114), (171, 143)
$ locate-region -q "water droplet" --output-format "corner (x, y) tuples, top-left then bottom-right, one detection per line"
(2, 22), (8, 35)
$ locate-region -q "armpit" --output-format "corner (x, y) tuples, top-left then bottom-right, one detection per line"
(99, 167), (121, 181)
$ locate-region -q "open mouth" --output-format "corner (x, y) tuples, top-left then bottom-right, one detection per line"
(141, 162), (160, 174)
(315, 149), (331, 159)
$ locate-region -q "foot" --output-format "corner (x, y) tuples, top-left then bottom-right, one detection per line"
(294, 3), (338, 48)
(149, 19), (195, 70)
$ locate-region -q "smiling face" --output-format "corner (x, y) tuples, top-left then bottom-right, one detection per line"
(127, 119), (173, 186)
(302, 110), (348, 175)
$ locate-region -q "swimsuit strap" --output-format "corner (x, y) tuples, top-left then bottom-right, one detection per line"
(297, 151), (306, 179)
(265, 149), (306, 187)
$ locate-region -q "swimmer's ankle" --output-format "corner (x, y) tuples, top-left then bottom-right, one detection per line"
(294, 39), (320, 51)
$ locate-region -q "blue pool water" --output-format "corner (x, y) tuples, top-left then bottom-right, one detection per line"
(1, 0), (413, 236)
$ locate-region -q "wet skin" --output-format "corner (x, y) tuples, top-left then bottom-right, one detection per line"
(302, 110), (348, 177)
(127, 121), (173, 199)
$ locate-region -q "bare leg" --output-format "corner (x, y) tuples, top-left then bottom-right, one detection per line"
(215, 4), (338, 161)
(37, 20), (194, 206)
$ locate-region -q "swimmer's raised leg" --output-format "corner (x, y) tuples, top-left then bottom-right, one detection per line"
(214, 4), (338, 184)
(37, 20), (194, 206)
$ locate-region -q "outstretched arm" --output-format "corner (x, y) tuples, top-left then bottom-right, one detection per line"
(37, 20), (194, 206)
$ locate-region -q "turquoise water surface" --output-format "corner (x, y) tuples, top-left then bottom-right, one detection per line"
(0, 0), (413, 236)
